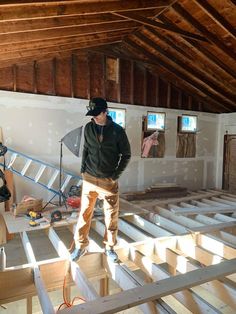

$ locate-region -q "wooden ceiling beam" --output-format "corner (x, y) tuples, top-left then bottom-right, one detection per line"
(113, 12), (208, 42)
(0, 21), (138, 45)
(0, 10), (159, 34)
(0, 30), (130, 53)
(193, 0), (236, 39)
(134, 32), (236, 105)
(158, 15), (236, 80)
(143, 27), (236, 97)
(124, 38), (234, 112)
(143, 26), (192, 59)
(172, 3), (236, 62)
(0, 0), (174, 20)
(0, 13), (125, 34)
(0, 38), (123, 67)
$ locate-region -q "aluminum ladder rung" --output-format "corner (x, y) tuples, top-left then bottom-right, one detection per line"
(60, 175), (72, 192)
(0, 148), (82, 196)
(7, 153), (18, 168)
(34, 165), (47, 182)
(47, 170), (60, 189)
(21, 159), (32, 176)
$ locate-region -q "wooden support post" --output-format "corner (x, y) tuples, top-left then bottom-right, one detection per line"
(99, 277), (108, 297)
(27, 296), (32, 314)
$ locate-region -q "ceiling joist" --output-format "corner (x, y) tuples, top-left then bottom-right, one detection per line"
(0, 0), (174, 20)
(0, 0), (234, 114)
(113, 11), (208, 42)
(158, 15), (236, 80)
(193, 0), (236, 39)
(172, 2), (236, 62)
(123, 38), (234, 113)
(133, 31), (236, 105)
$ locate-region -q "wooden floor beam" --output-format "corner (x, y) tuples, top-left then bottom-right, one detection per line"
(59, 258), (236, 314)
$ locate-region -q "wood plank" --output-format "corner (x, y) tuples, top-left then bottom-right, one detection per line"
(59, 258), (236, 314)
(149, 246), (236, 312)
(172, 3), (236, 61)
(187, 221), (236, 233)
(20, 232), (55, 314)
(118, 218), (151, 242)
(158, 15), (236, 80)
(114, 12), (207, 41)
(0, 38), (123, 68)
(170, 205), (236, 215)
(124, 214), (172, 237)
(47, 227), (99, 301)
(165, 203), (236, 246)
(133, 31), (235, 105)
(0, 21), (137, 45)
(0, 214), (6, 244)
(0, 1), (173, 20)
(126, 36), (234, 112)
(193, 0), (236, 38)
(164, 248), (236, 310)
(197, 234), (236, 259)
(0, 254), (105, 304)
(103, 257), (158, 314)
(125, 247), (207, 313)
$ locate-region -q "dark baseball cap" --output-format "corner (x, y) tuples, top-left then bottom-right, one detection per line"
(86, 97), (108, 116)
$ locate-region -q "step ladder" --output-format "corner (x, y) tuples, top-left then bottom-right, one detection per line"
(0, 148), (82, 196)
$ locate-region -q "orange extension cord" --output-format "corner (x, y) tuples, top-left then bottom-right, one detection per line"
(57, 240), (86, 312)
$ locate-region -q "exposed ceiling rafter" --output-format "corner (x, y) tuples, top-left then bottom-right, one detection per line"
(0, 0), (234, 114)
(193, 0), (236, 39)
(123, 38), (234, 113)
(113, 11), (208, 42)
(133, 31), (236, 105)
(0, 0), (174, 20)
(158, 15), (236, 80)
(172, 2), (236, 61)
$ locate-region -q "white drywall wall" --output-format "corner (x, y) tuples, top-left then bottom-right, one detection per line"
(0, 90), (219, 202)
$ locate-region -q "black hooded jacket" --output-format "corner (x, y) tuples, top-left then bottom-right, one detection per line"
(81, 116), (131, 180)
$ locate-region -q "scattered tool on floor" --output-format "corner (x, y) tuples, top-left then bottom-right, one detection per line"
(28, 211), (42, 227)
(50, 210), (62, 223)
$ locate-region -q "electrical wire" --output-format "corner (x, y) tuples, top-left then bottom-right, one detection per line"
(57, 240), (86, 312)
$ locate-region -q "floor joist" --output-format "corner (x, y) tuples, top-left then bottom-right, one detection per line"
(0, 189), (236, 314)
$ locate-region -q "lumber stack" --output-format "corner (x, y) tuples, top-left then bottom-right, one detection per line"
(122, 183), (188, 201)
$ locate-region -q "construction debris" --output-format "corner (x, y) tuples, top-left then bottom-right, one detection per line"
(122, 183), (188, 201)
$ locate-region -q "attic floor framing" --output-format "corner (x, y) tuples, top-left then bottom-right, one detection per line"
(1, 190), (236, 314)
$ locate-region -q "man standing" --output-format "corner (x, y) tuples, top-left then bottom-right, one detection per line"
(71, 98), (131, 262)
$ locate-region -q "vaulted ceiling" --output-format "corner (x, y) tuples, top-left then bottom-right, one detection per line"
(0, 0), (235, 113)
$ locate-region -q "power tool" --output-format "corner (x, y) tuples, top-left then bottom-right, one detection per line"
(28, 211), (42, 227)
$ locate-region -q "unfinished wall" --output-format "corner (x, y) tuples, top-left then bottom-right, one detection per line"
(0, 90), (219, 202)
(216, 112), (236, 189)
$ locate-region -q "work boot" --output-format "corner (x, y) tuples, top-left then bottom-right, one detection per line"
(70, 248), (87, 262)
(105, 249), (119, 263)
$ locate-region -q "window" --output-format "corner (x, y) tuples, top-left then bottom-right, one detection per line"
(141, 114), (165, 158)
(108, 107), (126, 128)
(147, 112), (165, 131)
(178, 115), (197, 133)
